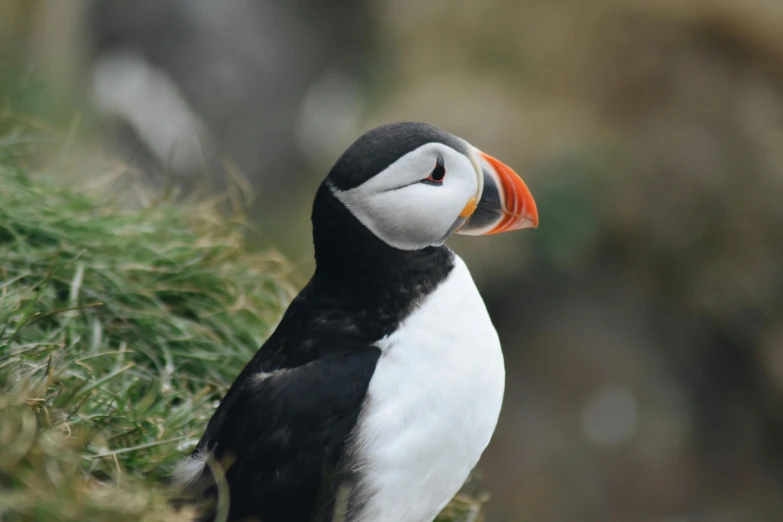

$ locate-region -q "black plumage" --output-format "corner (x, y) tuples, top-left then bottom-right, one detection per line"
(184, 124), (459, 522)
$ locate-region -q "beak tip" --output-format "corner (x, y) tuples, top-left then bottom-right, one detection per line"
(515, 216), (539, 231)
(530, 210), (540, 230)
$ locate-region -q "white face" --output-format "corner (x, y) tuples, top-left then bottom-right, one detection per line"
(329, 142), (483, 250)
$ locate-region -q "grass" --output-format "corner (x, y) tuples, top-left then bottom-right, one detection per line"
(0, 119), (486, 522)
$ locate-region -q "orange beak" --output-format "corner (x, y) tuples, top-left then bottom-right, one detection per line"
(456, 149), (539, 235)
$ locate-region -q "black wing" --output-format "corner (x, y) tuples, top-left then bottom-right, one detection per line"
(183, 281), (381, 522)
(193, 350), (379, 522)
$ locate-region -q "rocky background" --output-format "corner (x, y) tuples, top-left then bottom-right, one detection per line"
(2, 1), (783, 520)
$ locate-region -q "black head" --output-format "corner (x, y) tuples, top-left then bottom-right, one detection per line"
(310, 121), (539, 287)
(326, 122), (469, 192)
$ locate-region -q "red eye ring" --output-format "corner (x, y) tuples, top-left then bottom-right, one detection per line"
(426, 157), (446, 183)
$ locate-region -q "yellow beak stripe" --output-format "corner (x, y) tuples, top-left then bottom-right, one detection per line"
(459, 197), (478, 218)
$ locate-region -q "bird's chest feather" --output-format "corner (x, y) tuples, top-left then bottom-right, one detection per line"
(347, 256), (505, 522)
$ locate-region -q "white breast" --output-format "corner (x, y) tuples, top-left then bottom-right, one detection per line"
(347, 253), (505, 522)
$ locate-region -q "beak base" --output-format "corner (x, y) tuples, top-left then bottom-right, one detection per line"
(456, 150), (538, 236)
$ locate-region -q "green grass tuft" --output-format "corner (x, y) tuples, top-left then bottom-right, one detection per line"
(0, 143), (293, 519)
(0, 121), (485, 522)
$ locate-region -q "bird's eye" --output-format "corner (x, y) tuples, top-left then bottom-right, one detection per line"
(424, 157), (446, 184)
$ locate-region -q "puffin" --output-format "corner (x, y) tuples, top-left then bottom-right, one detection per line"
(173, 121), (539, 522)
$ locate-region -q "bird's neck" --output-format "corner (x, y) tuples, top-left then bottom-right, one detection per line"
(310, 182), (454, 305)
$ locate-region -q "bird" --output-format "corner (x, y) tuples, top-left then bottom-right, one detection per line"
(173, 121), (539, 522)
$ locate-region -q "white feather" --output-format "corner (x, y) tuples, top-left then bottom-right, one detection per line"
(172, 450), (208, 487)
(331, 143), (481, 251)
(348, 253), (505, 522)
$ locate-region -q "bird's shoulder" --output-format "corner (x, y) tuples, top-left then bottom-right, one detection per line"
(199, 277), (384, 444)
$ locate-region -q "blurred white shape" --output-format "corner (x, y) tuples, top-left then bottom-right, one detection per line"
(91, 50), (213, 173)
(581, 384), (638, 447)
(296, 71), (364, 167)
(175, 437), (200, 452)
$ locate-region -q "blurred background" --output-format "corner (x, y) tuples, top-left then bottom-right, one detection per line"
(2, 0), (783, 520)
